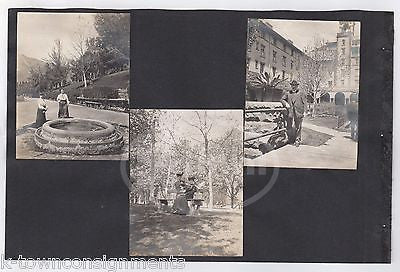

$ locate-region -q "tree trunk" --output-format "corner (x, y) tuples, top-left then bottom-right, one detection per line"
(230, 175), (235, 209)
(82, 70), (87, 88)
(150, 116), (156, 203)
(205, 138), (213, 208)
(165, 153), (172, 197)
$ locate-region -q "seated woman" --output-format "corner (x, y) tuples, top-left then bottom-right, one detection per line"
(171, 172), (190, 215)
(185, 176), (198, 200)
(35, 93), (47, 128)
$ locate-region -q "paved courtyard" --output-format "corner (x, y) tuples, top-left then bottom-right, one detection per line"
(245, 120), (358, 170)
(16, 98), (129, 160)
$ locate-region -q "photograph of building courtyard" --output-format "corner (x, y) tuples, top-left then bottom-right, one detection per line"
(245, 19), (360, 169)
(15, 12), (130, 160)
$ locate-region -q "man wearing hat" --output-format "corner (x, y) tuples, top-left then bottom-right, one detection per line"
(280, 80), (307, 147)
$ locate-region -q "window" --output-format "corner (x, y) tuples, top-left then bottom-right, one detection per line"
(260, 44), (265, 57)
(272, 66), (276, 77)
(273, 37), (277, 45)
(282, 70), (286, 79)
(256, 42), (259, 51)
(283, 44), (287, 52)
(260, 62), (265, 73)
(255, 60), (259, 69)
(290, 60), (294, 70)
(342, 39), (346, 46)
(291, 49), (294, 56)
(341, 48), (345, 55)
(272, 50), (277, 63)
(282, 56), (287, 67)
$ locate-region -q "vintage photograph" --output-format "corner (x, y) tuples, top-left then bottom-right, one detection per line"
(16, 12), (130, 160)
(245, 19), (360, 169)
(129, 109), (243, 256)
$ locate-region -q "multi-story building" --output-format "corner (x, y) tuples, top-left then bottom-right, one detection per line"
(247, 19), (305, 85)
(321, 22), (360, 104)
(247, 19), (360, 105)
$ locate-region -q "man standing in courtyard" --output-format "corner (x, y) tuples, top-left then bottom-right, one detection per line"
(280, 80), (307, 147)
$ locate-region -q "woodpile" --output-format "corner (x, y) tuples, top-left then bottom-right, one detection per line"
(244, 101), (288, 159)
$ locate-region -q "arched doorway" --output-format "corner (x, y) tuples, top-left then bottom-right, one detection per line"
(350, 93), (359, 103)
(320, 93), (331, 103)
(335, 92), (345, 106)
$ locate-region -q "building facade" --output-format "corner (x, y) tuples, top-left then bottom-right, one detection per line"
(247, 19), (360, 105)
(247, 19), (305, 85)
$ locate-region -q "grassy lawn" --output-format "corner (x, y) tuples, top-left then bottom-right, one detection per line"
(305, 116), (339, 129)
(301, 127), (333, 147)
(129, 204), (242, 256)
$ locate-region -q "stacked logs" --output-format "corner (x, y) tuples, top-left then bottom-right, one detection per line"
(244, 101), (288, 159)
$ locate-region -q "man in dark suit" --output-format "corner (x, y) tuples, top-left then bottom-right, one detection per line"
(280, 80), (308, 147)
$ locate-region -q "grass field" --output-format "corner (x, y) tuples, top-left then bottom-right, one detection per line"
(130, 204), (243, 256)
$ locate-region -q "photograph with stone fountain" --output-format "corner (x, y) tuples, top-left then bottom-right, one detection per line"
(245, 19), (360, 169)
(16, 12), (130, 160)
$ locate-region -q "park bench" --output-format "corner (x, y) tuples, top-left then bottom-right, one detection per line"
(187, 199), (204, 215)
(84, 101), (102, 108)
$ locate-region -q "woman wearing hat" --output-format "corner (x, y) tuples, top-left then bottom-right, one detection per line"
(172, 172), (190, 215)
(35, 93), (47, 128)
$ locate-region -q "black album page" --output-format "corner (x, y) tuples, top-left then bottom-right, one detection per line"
(6, 9), (393, 263)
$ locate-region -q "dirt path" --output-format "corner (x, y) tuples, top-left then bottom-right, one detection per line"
(16, 98), (128, 129)
(15, 98), (129, 160)
(245, 120), (358, 169)
(129, 205), (243, 256)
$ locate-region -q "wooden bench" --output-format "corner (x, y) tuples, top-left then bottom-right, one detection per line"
(157, 198), (204, 215)
(84, 101), (102, 108)
(187, 199), (204, 215)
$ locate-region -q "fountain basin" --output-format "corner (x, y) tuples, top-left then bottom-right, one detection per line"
(34, 118), (124, 155)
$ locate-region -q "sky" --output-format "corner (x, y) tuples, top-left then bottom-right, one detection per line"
(17, 12), (98, 61)
(157, 110), (243, 149)
(264, 19), (361, 51)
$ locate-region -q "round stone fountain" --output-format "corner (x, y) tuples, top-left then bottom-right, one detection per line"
(34, 118), (124, 155)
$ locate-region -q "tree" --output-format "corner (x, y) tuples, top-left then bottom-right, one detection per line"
(298, 38), (336, 116)
(28, 65), (49, 95)
(45, 39), (68, 89)
(212, 129), (243, 208)
(184, 111), (215, 208)
(94, 13), (130, 59)
(129, 110), (160, 204)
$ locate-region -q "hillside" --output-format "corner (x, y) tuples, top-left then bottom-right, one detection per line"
(17, 54), (45, 83)
(91, 69), (129, 90)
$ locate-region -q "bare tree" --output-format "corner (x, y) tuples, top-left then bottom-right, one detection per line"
(46, 39), (68, 89)
(298, 37), (336, 116)
(184, 111), (215, 208)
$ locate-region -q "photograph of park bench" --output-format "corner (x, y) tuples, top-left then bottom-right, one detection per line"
(15, 12), (130, 160)
(129, 109), (243, 256)
(245, 18), (359, 169)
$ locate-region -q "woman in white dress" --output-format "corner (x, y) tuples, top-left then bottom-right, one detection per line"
(57, 89), (70, 118)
